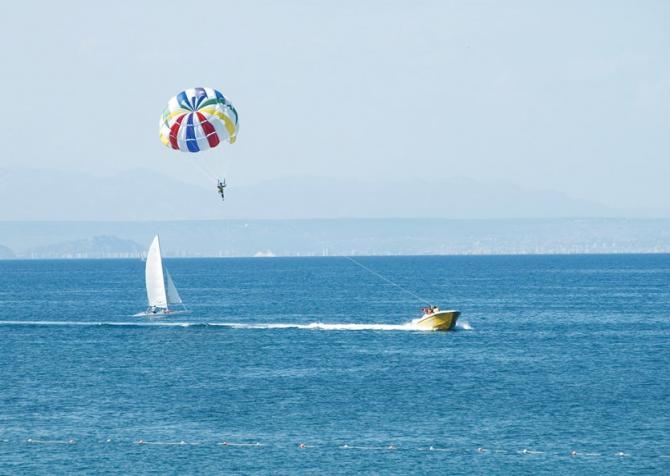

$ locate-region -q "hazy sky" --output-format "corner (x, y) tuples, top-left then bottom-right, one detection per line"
(1, 0), (668, 217)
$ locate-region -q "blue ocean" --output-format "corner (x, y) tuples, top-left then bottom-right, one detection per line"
(0, 255), (668, 474)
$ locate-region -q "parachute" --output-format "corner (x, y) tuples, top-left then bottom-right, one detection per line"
(159, 87), (239, 200)
(159, 87), (239, 153)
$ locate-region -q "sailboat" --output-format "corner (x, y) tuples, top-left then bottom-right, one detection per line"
(135, 235), (189, 317)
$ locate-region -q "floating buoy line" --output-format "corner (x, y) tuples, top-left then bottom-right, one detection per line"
(5, 438), (668, 460)
(219, 441), (263, 447)
(26, 438), (76, 445)
(339, 443), (396, 451)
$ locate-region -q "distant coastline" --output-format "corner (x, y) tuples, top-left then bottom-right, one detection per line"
(1, 218), (669, 259)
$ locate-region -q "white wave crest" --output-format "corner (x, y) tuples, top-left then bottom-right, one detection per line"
(214, 322), (419, 331)
(0, 320), (471, 332)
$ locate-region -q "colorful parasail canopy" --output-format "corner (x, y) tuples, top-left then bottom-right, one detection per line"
(159, 87), (239, 153)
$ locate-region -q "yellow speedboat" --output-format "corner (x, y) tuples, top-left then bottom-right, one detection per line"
(414, 307), (460, 331)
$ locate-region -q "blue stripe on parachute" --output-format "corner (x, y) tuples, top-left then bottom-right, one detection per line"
(194, 87), (207, 109)
(177, 91), (192, 111)
(185, 113), (200, 152)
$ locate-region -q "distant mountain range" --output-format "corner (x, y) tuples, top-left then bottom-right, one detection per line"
(23, 235), (143, 259)
(1, 167), (665, 259)
(1, 218), (669, 259)
(0, 167), (618, 221)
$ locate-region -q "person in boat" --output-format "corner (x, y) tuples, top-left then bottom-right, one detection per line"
(149, 306), (158, 314)
(217, 178), (226, 201)
(422, 305), (440, 316)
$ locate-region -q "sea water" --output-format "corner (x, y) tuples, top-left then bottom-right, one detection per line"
(0, 255), (668, 474)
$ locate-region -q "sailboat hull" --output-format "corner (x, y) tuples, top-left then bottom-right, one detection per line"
(133, 309), (191, 317)
(414, 310), (460, 331)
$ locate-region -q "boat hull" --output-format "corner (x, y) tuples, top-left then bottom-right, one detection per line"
(414, 310), (460, 331)
(134, 309), (191, 317)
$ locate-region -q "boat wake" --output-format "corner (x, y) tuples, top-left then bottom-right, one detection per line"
(0, 319), (472, 332)
(221, 322), (418, 331)
(457, 320), (473, 330)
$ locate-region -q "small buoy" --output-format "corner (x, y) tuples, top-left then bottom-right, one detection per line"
(180, 440), (186, 445)
(106, 438), (112, 443)
(615, 451), (626, 457)
(68, 439), (76, 444)
(222, 441), (229, 446)
(137, 439), (145, 445)
(477, 447), (486, 453)
(27, 438), (33, 443)
(388, 444), (396, 450)
(298, 443), (306, 449)
(429, 446), (434, 451)
(570, 450), (577, 457)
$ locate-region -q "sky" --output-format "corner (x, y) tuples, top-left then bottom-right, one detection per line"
(0, 0), (668, 218)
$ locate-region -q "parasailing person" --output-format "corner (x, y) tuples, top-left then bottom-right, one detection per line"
(217, 178), (226, 201)
(159, 87), (239, 202)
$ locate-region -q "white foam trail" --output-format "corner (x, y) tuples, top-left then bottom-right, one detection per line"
(456, 321), (473, 330)
(0, 320), (191, 327)
(0, 320), (434, 332)
(217, 322), (420, 331)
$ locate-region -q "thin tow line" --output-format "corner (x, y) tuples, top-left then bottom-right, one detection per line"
(343, 256), (432, 306)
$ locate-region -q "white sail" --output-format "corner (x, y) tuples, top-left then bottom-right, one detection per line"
(165, 269), (183, 305)
(145, 235), (167, 308)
